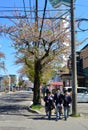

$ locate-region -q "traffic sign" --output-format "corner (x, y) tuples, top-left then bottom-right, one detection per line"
(49, 0), (76, 8)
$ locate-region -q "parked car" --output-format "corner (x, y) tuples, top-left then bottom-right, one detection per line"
(64, 86), (88, 103)
(27, 87), (33, 93)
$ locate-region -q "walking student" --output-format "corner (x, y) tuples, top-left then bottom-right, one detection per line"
(63, 89), (72, 121)
(54, 88), (63, 121)
(44, 91), (54, 120)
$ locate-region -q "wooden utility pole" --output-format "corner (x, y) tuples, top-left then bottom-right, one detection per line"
(71, 0), (77, 115)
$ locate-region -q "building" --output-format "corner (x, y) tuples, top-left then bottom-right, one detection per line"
(80, 44), (88, 86)
(61, 44), (88, 88)
(0, 75), (17, 91)
(0, 75), (4, 91)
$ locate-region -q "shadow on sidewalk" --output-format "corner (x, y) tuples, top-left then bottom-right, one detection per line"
(0, 104), (65, 121)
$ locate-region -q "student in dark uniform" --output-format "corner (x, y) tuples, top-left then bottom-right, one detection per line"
(54, 88), (63, 121)
(44, 91), (54, 120)
(63, 90), (72, 120)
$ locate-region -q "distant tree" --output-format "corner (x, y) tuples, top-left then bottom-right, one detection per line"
(18, 76), (25, 88)
(0, 52), (5, 71)
(3, 77), (9, 89)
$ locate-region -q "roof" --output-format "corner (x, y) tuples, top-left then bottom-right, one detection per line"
(81, 44), (88, 50)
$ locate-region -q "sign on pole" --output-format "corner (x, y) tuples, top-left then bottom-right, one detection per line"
(49, 0), (76, 8)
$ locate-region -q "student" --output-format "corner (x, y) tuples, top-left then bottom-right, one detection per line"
(44, 91), (54, 120)
(54, 88), (63, 121)
(63, 90), (72, 120)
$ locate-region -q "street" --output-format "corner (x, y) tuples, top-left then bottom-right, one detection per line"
(0, 91), (88, 130)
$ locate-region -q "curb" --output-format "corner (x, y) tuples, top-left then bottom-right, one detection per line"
(26, 106), (45, 114)
(26, 106), (88, 118)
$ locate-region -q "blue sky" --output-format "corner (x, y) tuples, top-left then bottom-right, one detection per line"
(0, 0), (88, 76)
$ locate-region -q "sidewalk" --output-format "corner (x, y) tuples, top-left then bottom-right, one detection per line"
(40, 98), (88, 117)
(27, 105), (88, 130)
(27, 99), (88, 130)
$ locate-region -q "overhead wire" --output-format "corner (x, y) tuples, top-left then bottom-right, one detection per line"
(0, 6), (70, 12)
(23, 0), (27, 17)
(0, 10), (25, 12)
(29, 0), (32, 22)
(0, 4), (70, 20)
(39, 0), (47, 40)
(76, 18), (88, 32)
(23, 0), (28, 22)
(0, 1), (88, 33)
(0, 16), (26, 19)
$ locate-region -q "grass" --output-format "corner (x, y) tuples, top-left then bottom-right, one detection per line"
(31, 104), (43, 110)
(70, 114), (81, 117)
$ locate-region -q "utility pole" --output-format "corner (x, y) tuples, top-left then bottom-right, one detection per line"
(70, 0), (77, 115)
(8, 75), (11, 92)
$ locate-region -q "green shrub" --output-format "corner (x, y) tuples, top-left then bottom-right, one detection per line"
(70, 114), (80, 117)
(31, 104), (42, 110)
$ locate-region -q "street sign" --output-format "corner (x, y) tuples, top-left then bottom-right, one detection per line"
(49, 0), (76, 8)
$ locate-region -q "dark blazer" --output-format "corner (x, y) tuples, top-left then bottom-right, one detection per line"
(54, 93), (63, 105)
(44, 95), (54, 110)
(63, 94), (72, 107)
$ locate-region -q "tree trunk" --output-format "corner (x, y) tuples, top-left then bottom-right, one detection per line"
(33, 60), (42, 105)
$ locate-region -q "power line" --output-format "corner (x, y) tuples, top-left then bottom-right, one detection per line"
(0, 9), (70, 14)
(0, 2), (88, 33)
(23, 0), (27, 17)
(0, 6), (28, 9)
(76, 18), (88, 32)
(0, 16), (26, 19)
(39, 0), (47, 40)
(29, 0), (32, 21)
(0, 7), (69, 12)
(23, 0), (29, 23)
(0, 10), (25, 12)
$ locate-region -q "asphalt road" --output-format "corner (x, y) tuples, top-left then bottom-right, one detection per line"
(0, 91), (88, 130)
(0, 91), (88, 115)
(0, 91), (33, 114)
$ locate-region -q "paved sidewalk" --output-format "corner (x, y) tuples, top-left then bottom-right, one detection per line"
(26, 98), (88, 130)
(28, 106), (88, 130)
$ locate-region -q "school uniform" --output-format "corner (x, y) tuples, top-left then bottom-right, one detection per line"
(44, 95), (54, 119)
(54, 93), (63, 120)
(63, 94), (72, 120)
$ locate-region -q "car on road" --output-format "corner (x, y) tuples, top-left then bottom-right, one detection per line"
(27, 87), (33, 93)
(64, 87), (88, 103)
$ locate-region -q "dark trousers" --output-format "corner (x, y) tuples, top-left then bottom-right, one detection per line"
(45, 106), (52, 120)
